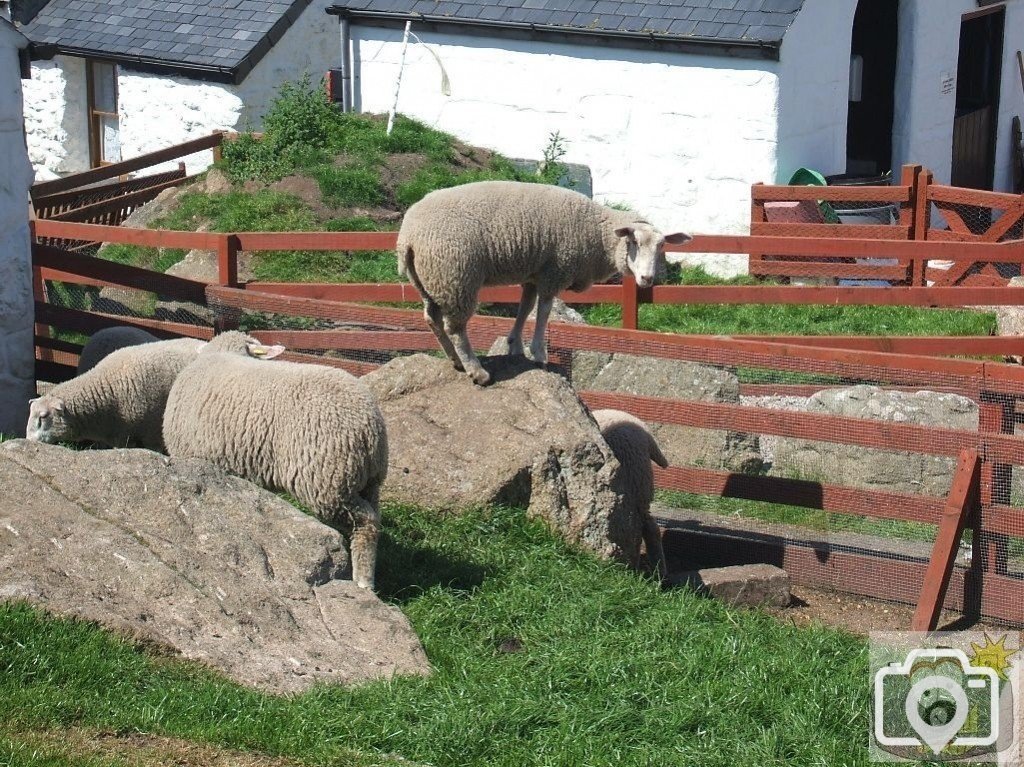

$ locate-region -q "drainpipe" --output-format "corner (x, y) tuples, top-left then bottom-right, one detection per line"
(339, 14), (352, 112)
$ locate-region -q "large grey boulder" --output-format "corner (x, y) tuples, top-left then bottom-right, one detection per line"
(362, 354), (642, 564)
(0, 440), (430, 694)
(771, 385), (978, 495)
(571, 352), (763, 473)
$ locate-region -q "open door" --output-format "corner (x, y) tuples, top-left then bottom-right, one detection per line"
(951, 6), (1004, 190)
(845, 0), (899, 177)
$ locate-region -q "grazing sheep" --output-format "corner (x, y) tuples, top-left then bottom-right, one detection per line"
(397, 180), (691, 385)
(27, 337), (206, 451)
(593, 409), (669, 578)
(77, 326), (161, 374)
(163, 331), (388, 590)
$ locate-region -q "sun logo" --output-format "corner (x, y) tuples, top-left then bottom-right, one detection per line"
(968, 633), (1018, 681)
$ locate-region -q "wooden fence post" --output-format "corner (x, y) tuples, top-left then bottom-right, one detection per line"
(622, 272), (639, 330)
(215, 233), (240, 332)
(911, 448), (980, 631)
(901, 165), (923, 284)
(911, 169), (932, 285)
(749, 182), (765, 278)
(211, 131), (224, 164)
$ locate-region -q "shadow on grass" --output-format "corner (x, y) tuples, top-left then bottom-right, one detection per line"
(373, 528), (494, 604)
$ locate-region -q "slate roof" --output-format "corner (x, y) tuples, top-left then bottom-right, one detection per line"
(22, 0), (315, 83)
(328, 0), (805, 56)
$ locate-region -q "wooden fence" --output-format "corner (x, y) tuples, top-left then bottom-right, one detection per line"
(29, 220), (1024, 629)
(751, 165), (1024, 285)
(29, 132), (227, 233)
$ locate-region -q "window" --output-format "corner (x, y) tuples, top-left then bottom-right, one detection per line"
(86, 60), (120, 167)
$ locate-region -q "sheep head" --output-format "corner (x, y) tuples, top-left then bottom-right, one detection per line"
(613, 224), (692, 289)
(26, 395), (70, 444)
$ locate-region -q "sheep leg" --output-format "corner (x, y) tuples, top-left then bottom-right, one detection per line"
(643, 515), (666, 581)
(529, 295), (554, 367)
(423, 300), (464, 372)
(445, 317), (490, 386)
(506, 283), (538, 357)
(348, 494), (381, 590)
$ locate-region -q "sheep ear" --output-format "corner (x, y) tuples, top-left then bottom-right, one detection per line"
(614, 226), (636, 242)
(246, 341), (285, 360)
(664, 232), (692, 245)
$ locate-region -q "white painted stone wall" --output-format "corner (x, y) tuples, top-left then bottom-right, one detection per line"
(775, 0), (857, 182)
(23, 55), (89, 177)
(892, 0), (1024, 191)
(116, 73), (244, 174)
(0, 24), (36, 436)
(351, 27), (782, 276)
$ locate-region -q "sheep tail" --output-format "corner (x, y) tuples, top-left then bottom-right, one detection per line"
(649, 436), (669, 469)
(400, 244), (438, 310)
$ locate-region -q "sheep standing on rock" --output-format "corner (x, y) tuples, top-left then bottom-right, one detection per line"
(27, 337), (206, 451)
(397, 180), (691, 385)
(593, 409), (669, 578)
(163, 332), (388, 590)
(77, 326), (161, 374)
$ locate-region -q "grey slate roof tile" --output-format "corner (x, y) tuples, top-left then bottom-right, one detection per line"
(22, 0), (316, 81)
(330, 0), (804, 46)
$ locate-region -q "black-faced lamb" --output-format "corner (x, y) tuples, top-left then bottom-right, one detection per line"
(26, 337), (206, 451)
(77, 326), (161, 374)
(593, 409), (669, 578)
(397, 180), (691, 385)
(162, 332), (388, 590)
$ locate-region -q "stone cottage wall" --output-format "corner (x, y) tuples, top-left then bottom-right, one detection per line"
(0, 31), (36, 436)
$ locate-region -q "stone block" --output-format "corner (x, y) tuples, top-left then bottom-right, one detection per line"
(668, 563), (791, 608)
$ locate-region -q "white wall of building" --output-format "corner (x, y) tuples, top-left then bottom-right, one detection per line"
(776, 0), (858, 182)
(22, 55), (88, 177)
(892, 0), (1022, 191)
(236, 0), (337, 126)
(0, 24), (36, 436)
(351, 27), (781, 276)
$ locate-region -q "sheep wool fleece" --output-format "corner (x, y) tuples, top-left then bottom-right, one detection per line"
(163, 341), (388, 588)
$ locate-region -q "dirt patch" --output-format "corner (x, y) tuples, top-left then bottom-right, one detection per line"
(8, 728), (303, 767)
(451, 140), (494, 171)
(762, 584), (992, 635)
(269, 174), (334, 219)
(378, 151), (429, 195)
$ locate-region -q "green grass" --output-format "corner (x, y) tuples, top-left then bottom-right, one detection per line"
(657, 490), (938, 544)
(0, 504), (870, 767)
(582, 266), (996, 337)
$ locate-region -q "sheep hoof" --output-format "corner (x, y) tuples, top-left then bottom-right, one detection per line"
(469, 368), (491, 386)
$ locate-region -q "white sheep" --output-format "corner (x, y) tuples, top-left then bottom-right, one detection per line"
(397, 180), (691, 385)
(76, 326), (161, 374)
(27, 337), (206, 451)
(592, 409), (669, 578)
(162, 331), (388, 590)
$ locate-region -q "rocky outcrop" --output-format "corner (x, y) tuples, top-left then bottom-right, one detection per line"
(0, 440), (430, 694)
(362, 354), (644, 564)
(770, 385), (979, 495)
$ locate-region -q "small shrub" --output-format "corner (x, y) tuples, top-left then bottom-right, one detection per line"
(261, 74), (343, 153)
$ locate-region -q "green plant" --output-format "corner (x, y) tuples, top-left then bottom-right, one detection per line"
(537, 130), (569, 185)
(313, 164), (385, 207)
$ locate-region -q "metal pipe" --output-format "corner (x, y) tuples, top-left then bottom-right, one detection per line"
(339, 15), (352, 112)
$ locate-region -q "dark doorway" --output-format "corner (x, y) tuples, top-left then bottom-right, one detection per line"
(951, 6), (1005, 190)
(846, 0), (899, 177)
